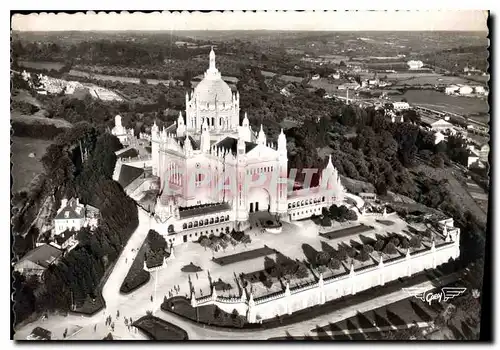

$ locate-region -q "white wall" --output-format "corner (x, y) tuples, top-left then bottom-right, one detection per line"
(192, 239), (459, 323)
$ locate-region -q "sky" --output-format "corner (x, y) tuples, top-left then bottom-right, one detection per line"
(11, 10), (489, 32)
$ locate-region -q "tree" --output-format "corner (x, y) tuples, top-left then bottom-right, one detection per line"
(231, 308), (239, 319)
(362, 244), (374, 254)
(328, 258), (341, 270)
(199, 236), (210, 250)
(400, 237), (410, 249)
(241, 234), (252, 246)
(320, 215), (332, 227)
(376, 181), (388, 196)
(409, 236), (421, 248)
(295, 263), (309, 279)
(316, 251), (331, 266)
(357, 249), (370, 262)
(383, 242), (397, 255)
(431, 154), (444, 168)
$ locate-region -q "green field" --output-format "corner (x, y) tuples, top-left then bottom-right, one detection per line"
(394, 90), (489, 117)
(18, 60), (66, 71)
(11, 136), (52, 192)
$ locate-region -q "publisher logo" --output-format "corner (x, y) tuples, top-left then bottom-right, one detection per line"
(403, 287), (467, 305)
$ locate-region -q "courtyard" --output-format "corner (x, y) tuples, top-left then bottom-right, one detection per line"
(147, 211), (413, 303)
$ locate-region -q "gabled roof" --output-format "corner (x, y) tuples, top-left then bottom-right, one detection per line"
(18, 244), (62, 269)
(431, 119), (453, 127)
(116, 147), (139, 159)
(118, 165), (144, 189)
(54, 198), (85, 220)
(214, 137), (258, 156)
(176, 135), (200, 150)
(29, 327), (52, 340)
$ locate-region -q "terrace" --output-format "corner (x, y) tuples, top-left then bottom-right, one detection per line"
(147, 211), (432, 308)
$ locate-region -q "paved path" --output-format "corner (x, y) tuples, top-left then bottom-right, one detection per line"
(14, 205), (457, 340)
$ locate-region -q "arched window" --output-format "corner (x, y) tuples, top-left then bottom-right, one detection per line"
(322, 196), (325, 202)
(168, 225), (174, 233)
(215, 217), (219, 223)
(199, 220), (203, 227)
(183, 223), (187, 230)
(211, 117), (215, 126)
(220, 216), (225, 222)
(204, 219), (209, 225)
(194, 222), (198, 227)
(188, 222), (193, 228)
(225, 215), (229, 221)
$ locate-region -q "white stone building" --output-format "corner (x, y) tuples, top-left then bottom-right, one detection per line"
(392, 102), (410, 111)
(431, 119), (457, 135)
(407, 60), (424, 70)
(445, 85), (459, 95)
(114, 49), (346, 245)
(53, 198), (100, 236)
(112, 115), (135, 145)
(459, 85), (473, 96)
(434, 131), (446, 145)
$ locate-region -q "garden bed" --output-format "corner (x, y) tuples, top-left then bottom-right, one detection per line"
(133, 315), (188, 340)
(212, 246), (276, 266)
(320, 224), (373, 240)
(120, 241), (150, 294)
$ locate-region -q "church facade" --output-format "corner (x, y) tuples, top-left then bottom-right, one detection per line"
(132, 49), (346, 244)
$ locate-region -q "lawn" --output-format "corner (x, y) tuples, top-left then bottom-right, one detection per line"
(18, 60), (66, 71)
(133, 315), (188, 340)
(212, 246), (277, 266)
(11, 136), (53, 192)
(120, 240), (151, 294)
(320, 224), (373, 240)
(393, 89), (489, 117)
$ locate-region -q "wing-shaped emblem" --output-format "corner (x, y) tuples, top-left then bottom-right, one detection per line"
(442, 287), (466, 301)
(402, 287), (427, 301)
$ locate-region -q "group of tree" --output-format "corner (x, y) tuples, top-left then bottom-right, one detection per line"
(145, 230), (168, 268)
(13, 124), (139, 323)
(322, 204), (358, 225)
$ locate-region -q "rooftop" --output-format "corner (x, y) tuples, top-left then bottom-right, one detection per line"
(178, 202), (231, 219)
(28, 327), (52, 340)
(54, 230), (76, 246)
(176, 135), (200, 150)
(117, 165), (145, 189)
(214, 137), (258, 156)
(18, 244), (63, 269)
(54, 198), (85, 220)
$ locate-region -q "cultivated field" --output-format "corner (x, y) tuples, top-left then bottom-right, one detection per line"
(18, 60), (66, 71)
(68, 69), (176, 86)
(11, 136), (52, 192)
(392, 90), (489, 117)
(11, 110), (72, 128)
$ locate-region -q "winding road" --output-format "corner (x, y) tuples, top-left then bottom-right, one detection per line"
(14, 206), (457, 340)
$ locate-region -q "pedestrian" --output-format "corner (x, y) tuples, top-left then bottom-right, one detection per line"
(196, 273), (199, 280)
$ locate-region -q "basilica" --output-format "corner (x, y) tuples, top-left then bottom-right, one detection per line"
(114, 48), (346, 245)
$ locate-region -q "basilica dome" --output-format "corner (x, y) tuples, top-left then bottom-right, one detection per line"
(193, 48), (234, 105)
(194, 76), (233, 105)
